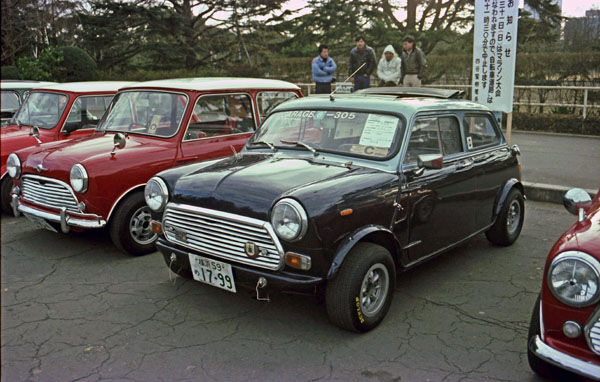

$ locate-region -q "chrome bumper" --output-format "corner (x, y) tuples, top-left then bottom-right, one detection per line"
(529, 335), (600, 380)
(13, 196), (106, 233)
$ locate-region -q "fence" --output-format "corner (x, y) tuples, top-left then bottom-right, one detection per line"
(296, 82), (600, 118)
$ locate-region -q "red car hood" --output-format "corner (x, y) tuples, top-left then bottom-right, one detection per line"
(551, 191), (600, 258)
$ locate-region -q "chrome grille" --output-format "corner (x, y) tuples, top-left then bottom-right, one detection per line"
(163, 203), (284, 270)
(21, 175), (79, 213)
(586, 308), (600, 355)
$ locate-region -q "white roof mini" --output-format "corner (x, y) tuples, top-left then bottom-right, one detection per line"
(1, 80), (57, 90)
(32, 81), (136, 93)
(121, 77), (300, 92)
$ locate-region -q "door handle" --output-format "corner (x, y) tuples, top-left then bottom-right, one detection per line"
(456, 159), (474, 170)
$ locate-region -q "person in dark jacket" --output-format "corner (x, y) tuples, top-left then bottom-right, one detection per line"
(312, 44), (337, 94)
(400, 36), (427, 87)
(348, 35), (376, 91)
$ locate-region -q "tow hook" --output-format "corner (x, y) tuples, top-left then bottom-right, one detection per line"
(255, 277), (270, 301)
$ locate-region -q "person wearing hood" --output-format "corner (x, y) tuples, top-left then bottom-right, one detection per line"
(312, 44), (337, 94)
(377, 45), (402, 87)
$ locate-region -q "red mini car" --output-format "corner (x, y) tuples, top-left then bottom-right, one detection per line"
(7, 78), (301, 255)
(1, 81), (134, 213)
(528, 188), (600, 380)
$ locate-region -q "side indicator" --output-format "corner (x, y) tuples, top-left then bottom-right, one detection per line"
(340, 209), (353, 216)
(285, 252), (311, 270)
(151, 221), (163, 235)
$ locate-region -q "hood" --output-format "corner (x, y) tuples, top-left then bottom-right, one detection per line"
(170, 152), (391, 221)
(383, 44), (396, 55)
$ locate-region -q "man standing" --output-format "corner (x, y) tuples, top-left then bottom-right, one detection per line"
(377, 44), (402, 87)
(312, 44), (337, 94)
(348, 36), (376, 91)
(400, 36), (427, 87)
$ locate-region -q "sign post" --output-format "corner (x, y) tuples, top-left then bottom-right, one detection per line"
(471, 0), (519, 144)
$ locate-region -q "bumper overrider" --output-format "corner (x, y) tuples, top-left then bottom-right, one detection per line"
(12, 194), (106, 233)
(529, 335), (600, 380)
(156, 237), (324, 291)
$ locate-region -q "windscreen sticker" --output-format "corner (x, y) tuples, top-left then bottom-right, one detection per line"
(358, 114), (398, 147)
(314, 111), (327, 120)
(467, 136), (473, 149)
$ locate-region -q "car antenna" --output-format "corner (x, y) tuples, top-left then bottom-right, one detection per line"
(329, 62), (366, 102)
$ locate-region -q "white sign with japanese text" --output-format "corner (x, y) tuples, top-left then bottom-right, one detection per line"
(472, 0), (519, 113)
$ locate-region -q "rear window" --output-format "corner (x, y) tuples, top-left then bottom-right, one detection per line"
(462, 114), (501, 150)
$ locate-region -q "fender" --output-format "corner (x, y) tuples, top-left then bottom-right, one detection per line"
(106, 184), (146, 222)
(327, 224), (401, 280)
(494, 178), (524, 217)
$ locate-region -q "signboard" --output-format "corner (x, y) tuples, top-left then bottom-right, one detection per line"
(472, 0), (519, 113)
(335, 82), (353, 94)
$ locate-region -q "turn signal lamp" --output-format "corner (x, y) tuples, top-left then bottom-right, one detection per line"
(151, 221), (163, 235)
(285, 252), (311, 270)
(340, 209), (353, 216)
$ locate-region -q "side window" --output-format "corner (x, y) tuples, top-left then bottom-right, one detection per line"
(462, 114), (500, 151)
(404, 116), (462, 164)
(184, 94), (255, 141)
(438, 117), (462, 156)
(65, 96), (114, 130)
(257, 91), (298, 121)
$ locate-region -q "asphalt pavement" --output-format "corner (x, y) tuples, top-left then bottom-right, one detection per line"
(508, 130), (599, 202)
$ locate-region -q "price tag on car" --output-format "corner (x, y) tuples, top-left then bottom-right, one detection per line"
(188, 254), (236, 293)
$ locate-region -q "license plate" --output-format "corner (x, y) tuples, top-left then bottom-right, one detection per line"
(188, 254), (236, 293)
(24, 213), (58, 233)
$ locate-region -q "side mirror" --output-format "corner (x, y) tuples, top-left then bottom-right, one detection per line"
(63, 122), (80, 135)
(510, 144), (521, 156)
(417, 154), (443, 170)
(110, 132), (127, 156)
(29, 126), (42, 144)
(563, 188), (592, 222)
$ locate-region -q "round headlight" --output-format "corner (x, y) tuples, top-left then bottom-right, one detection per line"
(145, 177), (168, 212)
(70, 164), (88, 193)
(271, 198), (308, 242)
(7, 153), (21, 179)
(548, 251), (600, 307)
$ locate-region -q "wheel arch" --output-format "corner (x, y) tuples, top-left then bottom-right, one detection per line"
(327, 225), (401, 281)
(494, 178), (524, 218)
(106, 184), (146, 222)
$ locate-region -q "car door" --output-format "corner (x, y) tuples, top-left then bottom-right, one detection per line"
(399, 114), (480, 264)
(179, 92), (257, 166)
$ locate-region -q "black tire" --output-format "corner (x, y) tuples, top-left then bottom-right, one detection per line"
(527, 295), (571, 379)
(486, 188), (524, 246)
(109, 192), (157, 256)
(1, 176), (14, 215)
(326, 242), (396, 332)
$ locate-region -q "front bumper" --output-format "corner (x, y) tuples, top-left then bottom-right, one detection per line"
(529, 335), (600, 380)
(13, 195), (106, 233)
(156, 238), (324, 292)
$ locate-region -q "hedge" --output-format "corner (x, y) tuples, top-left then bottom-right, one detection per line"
(512, 113), (600, 136)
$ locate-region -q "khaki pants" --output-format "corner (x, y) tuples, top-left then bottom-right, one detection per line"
(403, 74), (421, 87)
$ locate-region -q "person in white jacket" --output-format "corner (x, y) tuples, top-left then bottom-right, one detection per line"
(377, 45), (402, 87)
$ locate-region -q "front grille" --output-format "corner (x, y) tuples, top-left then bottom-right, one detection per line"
(586, 308), (600, 355)
(21, 175), (79, 213)
(163, 203), (284, 270)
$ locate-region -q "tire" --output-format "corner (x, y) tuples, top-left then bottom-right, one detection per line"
(486, 188), (524, 246)
(527, 296), (571, 379)
(1, 176), (14, 215)
(109, 192), (157, 256)
(326, 242), (396, 332)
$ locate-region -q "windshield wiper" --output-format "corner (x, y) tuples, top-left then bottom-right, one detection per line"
(250, 140), (277, 151)
(280, 140), (318, 156)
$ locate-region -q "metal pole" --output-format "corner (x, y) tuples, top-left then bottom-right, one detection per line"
(583, 89), (588, 119)
(506, 112), (512, 145)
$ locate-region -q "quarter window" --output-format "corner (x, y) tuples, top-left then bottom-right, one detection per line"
(184, 94), (255, 141)
(404, 116), (462, 164)
(257, 91), (298, 120)
(462, 114), (500, 150)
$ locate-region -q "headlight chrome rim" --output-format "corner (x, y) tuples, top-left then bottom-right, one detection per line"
(70, 164), (88, 193)
(7, 153), (21, 179)
(271, 198), (308, 242)
(547, 250), (600, 308)
(144, 177), (169, 212)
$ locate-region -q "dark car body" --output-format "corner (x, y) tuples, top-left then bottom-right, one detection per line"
(528, 189), (600, 380)
(150, 92), (524, 331)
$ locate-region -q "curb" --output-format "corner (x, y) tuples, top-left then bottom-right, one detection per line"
(523, 181), (597, 204)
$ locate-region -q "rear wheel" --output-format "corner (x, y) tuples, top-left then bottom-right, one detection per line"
(109, 192), (157, 255)
(486, 188), (524, 246)
(326, 243), (396, 332)
(1, 176), (14, 215)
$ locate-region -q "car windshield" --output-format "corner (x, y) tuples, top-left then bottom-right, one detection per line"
(13, 92), (68, 129)
(250, 110), (405, 160)
(98, 91), (188, 137)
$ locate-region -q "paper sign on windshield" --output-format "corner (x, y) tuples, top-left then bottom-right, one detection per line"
(359, 114), (398, 147)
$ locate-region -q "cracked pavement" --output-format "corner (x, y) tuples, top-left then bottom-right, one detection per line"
(1, 201), (584, 381)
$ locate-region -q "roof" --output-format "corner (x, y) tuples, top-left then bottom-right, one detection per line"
(31, 81), (136, 93)
(1, 80), (57, 90)
(120, 77), (300, 92)
(275, 94), (491, 116)
(355, 87), (466, 99)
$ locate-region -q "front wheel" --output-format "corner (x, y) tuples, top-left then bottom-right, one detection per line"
(109, 192), (157, 255)
(1, 176), (14, 215)
(326, 243), (396, 332)
(486, 188), (524, 246)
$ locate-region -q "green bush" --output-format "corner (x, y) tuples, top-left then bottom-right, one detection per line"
(17, 47), (63, 81)
(56, 46), (97, 81)
(513, 113), (600, 136)
(1, 66), (20, 79)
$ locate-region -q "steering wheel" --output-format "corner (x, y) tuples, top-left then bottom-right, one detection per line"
(29, 118), (48, 127)
(128, 122), (146, 131)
